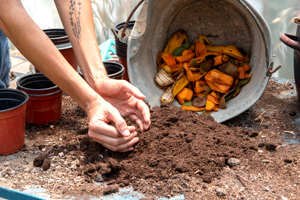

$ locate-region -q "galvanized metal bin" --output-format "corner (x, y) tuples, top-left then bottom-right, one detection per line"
(127, 0), (273, 123)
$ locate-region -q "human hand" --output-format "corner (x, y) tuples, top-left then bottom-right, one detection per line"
(92, 78), (151, 131)
(87, 98), (140, 152)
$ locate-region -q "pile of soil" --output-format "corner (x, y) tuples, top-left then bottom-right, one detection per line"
(1, 78), (300, 199)
(78, 104), (260, 191)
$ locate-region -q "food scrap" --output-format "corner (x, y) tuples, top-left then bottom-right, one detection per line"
(155, 30), (252, 113)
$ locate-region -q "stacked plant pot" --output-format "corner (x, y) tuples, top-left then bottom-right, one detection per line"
(114, 21), (135, 82)
(35, 29), (78, 73)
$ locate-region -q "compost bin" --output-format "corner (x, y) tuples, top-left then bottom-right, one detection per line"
(127, 0), (273, 123)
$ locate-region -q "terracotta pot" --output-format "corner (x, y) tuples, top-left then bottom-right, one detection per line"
(114, 21), (135, 82)
(17, 73), (63, 125)
(79, 62), (125, 80)
(35, 29), (78, 73)
(0, 89), (28, 155)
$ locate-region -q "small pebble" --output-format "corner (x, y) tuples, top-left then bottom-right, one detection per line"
(59, 152), (64, 157)
(24, 168), (31, 172)
(94, 174), (104, 182)
(4, 162), (10, 166)
(70, 164), (77, 170)
(265, 143), (277, 151)
(50, 125), (54, 128)
(33, 155), (46, 167)
(42, 158), (51, 171)
(249, 131), (259, 137)
(216, 188), (227, 197)
(202, 183), (209, 189)
(227, 158), (240, 167)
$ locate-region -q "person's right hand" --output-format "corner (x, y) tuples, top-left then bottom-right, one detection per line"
(86, 97), (139, 152)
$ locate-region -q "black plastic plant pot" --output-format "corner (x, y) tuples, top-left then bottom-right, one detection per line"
(33, 29), (78, 73)
(103, 62), (125, 79)
(16, 73), (60, 95)
(79, 62), (125, 80)
(114, 21), (136, 59)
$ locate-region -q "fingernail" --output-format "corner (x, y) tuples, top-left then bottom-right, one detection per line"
(134, 137), (139, 143)
(123, 129), (130, 136)
(129, 147), (134, 151)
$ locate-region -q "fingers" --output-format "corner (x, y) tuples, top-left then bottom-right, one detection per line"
(89, 118), (136, 138)
(120, 81), (146, 100)
(136, 100), (151, 130)
(91, 131), (139, 152)
(128, 114), (144, 131)
(128, 100), (151, 131)
(92, 107), (131, 137)
(89, 119), (121, 138)
(89, 119), (138, 152)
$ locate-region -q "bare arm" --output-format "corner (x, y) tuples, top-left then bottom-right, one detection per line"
(54, 0), (151, 131)
(54, 0), (107, 88)
(0, 0), (100, 113)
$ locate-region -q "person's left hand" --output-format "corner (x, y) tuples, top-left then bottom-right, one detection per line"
(92, 78), (151, 131)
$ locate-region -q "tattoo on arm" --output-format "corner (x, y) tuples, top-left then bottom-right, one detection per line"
(69, 0), (82, 40)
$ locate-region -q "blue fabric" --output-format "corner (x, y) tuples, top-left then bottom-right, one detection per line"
(0, 29), (11, 88)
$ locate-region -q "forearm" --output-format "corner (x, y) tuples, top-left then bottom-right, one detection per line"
(54, 0), (108, 88)
(0, 0), (101, 113)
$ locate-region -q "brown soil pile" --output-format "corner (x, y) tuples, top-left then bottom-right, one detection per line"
(47, 103), (263, 197)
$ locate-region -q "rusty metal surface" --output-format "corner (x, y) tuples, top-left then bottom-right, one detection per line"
(127, 0), (272, 123)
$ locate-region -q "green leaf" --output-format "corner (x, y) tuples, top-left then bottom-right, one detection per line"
(172, 41), (190, 56)
(236, 77), (251, 88)
(225, 90), (236, 101)
(225, 77), (251, 101)
(183, 101), (193, 106)
(201, 108), (211, 117)
(190, 59), (200, 67)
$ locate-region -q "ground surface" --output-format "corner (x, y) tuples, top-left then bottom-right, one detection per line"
(1, 78), (300, 199)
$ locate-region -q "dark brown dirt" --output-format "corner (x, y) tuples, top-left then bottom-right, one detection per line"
(78, 104), (260, 193)
(1, 78), (300, 199)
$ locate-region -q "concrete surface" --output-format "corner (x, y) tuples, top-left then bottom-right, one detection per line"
(9, 51), (34, 89)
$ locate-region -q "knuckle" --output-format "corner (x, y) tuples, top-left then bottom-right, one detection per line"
(87, 130), (95, 139)
(88, 120), (97, 131)
(110, 146), (119, 152)
(111, 140), (120, 147)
